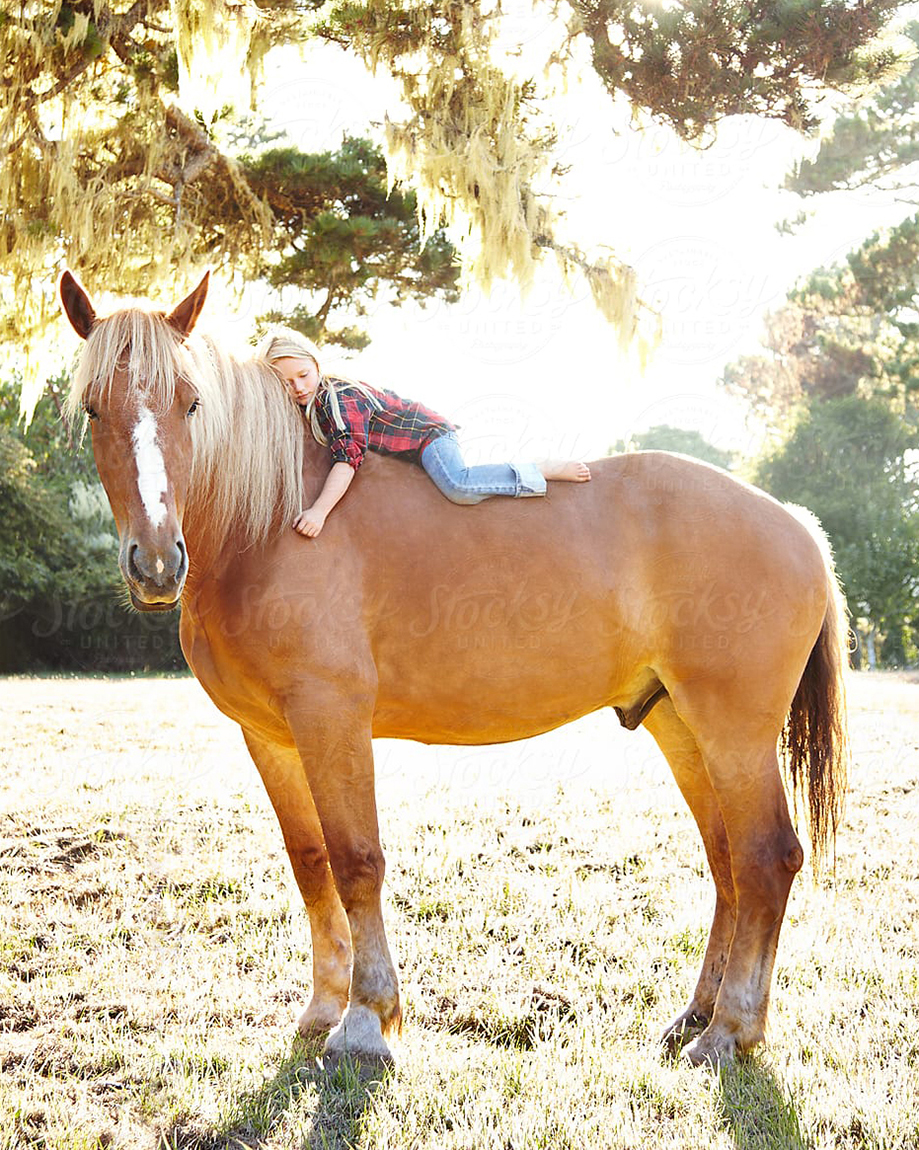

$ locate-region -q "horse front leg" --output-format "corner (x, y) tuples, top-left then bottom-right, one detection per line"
(288, 705), (401, 1064)
(642, 700), (736, 1052)
(242, 729), (352, 1037)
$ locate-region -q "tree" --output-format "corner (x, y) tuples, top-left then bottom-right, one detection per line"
(575, 0), (906, 141)
(785, 20), (919, 203)
(1, 0), (910, 412)
(723, 23), (919, 430)
(610, 425), (734, 469)
(0, 376), (183, 671)
(720, 31), (919, 663)
(756, 397), (919, 666)
(246, 137), (459, 348)
(0, 374), (106, 617)
(1, 1), (461, 405)
(721, 213), (919, 430)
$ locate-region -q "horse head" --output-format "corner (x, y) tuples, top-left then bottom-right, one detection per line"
(59, 270), (210, 611)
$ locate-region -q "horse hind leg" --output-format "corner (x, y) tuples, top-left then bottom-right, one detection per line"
(642, 700), (737, 1051)
(664, 686), (804, 1066)
(242, 730), (352, 1038)
(690, 747), (803, 1067)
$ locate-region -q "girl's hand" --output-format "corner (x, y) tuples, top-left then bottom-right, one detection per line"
(293, 507), (327, 537)
(293, 463), (353, 538)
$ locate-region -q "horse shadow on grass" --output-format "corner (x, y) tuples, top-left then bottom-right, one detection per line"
(161, 1037), (390, 1150)
(714, 1057), (808, 1150)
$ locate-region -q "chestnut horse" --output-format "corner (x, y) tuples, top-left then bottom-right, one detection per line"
(59, 271), (848, 1067)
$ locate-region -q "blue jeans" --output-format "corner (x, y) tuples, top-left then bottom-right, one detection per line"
(420, 432), (547, 505)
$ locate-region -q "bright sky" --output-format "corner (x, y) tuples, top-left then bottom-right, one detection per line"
(252, 32), (910, 465)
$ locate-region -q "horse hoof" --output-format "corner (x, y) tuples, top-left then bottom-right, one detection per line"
(298, 999), (346, 1038)
(661, 1009), (709, 1055)
(682, 1028), (738, 1069)
(322, 1005), (394, 1066)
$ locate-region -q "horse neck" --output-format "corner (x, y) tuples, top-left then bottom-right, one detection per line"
(180, 504), (241, 594)
(179, 422), (329, 599)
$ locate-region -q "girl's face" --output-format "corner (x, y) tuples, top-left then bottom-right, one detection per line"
(273, 355), (320, 405)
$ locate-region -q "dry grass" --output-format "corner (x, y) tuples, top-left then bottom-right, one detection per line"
(0, 672), (916, 1149)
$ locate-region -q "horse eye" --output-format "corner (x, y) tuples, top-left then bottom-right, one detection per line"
(84, 404), (99, 421)
(186, 399), (200, 417)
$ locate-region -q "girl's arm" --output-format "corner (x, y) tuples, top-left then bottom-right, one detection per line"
(293, 461), (355, 537)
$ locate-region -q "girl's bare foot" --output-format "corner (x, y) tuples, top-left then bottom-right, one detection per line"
(539, 460), (591, 482)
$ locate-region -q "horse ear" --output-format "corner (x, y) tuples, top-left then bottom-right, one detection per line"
(166, 271), (210, 337)
(59, 270), (97, 340)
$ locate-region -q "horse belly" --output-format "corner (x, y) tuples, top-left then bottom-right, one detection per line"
(371, 628), (627, 744)
(367, 511), (647, 743)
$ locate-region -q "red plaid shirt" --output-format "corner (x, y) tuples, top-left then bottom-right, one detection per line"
(314, 381), (456, 470)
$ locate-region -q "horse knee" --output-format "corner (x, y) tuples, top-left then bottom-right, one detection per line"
(328, 840), (386, 909)
(289, 843), (335, 901)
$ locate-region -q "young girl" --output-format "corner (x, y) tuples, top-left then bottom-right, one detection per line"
(257, 329), (591, 538)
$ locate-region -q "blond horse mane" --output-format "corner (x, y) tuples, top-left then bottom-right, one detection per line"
(66, 308), (304, 546)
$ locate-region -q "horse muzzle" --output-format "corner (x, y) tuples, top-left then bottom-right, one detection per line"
(121, 536), (188, 611)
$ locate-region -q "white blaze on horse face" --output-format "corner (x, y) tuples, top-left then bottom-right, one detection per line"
(132, 404), (168, 528)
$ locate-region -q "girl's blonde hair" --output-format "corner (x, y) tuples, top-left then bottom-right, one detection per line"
(255, 327), (380, 446)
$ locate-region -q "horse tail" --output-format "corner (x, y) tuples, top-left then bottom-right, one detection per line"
(781, 525), (851, 871)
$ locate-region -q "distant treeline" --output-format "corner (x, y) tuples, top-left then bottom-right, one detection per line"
(0, 376), (183, 673)
(1, 594), (184, 674)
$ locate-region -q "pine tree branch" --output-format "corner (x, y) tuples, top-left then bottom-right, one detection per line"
(315, 288), (337, 325)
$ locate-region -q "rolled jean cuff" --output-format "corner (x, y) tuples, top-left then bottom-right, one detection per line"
(420, 433), (548, 504)
(512, 462), (547, 497)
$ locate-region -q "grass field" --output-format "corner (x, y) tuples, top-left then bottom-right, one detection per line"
(0, 672), (917, 1150)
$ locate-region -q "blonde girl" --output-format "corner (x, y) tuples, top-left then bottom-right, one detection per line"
(257, 328), (590, 538)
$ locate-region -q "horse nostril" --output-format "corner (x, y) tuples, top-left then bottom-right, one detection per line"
(174, 538), (188, 584)
(127, 543), (143, 583)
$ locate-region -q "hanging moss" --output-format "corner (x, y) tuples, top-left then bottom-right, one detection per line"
(11, 0), (897, 415)
(319, 0), (649, 355)
(0, 0), (272, 417)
